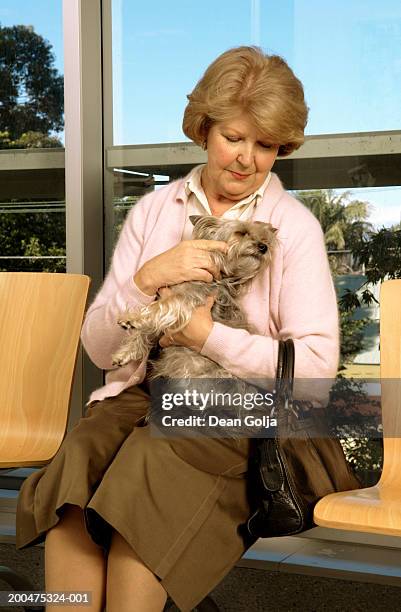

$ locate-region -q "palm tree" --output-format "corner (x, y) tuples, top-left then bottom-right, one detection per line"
(296, 189), (373, 251)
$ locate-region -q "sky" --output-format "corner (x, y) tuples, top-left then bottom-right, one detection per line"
(0, 0), (400, 228)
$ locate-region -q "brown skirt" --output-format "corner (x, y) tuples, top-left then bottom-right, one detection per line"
(15, 384), (257, 612)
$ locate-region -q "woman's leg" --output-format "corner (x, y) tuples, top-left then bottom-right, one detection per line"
(106, 530), (167, 612)
(44, 504), (107, 612)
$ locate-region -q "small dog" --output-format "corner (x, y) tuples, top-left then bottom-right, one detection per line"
(112, 215), (277, 381)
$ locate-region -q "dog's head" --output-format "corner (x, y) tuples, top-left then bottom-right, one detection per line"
(190, 215), (278, 283)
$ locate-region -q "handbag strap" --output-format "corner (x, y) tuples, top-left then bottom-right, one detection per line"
(276, 339), (294, 385)
(283, 338), (295, 395)
(276, 339), (295, 423)
(276, 340), (286, 381)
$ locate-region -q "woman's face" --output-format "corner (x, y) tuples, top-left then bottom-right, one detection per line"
(202, 113), (280, 203)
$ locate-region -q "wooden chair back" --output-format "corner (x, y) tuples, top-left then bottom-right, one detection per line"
(313, 279), (401, 535)
(378, 279), (401, 486)
(0, 273), (90, 468)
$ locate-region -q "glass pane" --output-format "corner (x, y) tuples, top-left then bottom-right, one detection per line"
(0, 1), (65, 273)
(112, 0), (401, 145)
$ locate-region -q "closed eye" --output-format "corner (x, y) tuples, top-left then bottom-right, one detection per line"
(225, 136), (275, 149)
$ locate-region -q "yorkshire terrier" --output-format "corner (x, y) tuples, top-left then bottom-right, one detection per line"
(112, 215), (277, 381)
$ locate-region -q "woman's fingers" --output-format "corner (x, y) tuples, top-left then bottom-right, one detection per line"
(191, 252), (221, 280)
(192, 268), (215, 283)
(159, 334), (170, 348)
(157, 286), (173, 298)
(194, 262), (220, 281)
(140, 239), (227, 291)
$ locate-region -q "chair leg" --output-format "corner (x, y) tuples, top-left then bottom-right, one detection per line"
(0, 566), (44, 611)
(164, 594), (220, 611)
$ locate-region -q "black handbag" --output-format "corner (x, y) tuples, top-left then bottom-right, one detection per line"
(245, 339), (362, 538)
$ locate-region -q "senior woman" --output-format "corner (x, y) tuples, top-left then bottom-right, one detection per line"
(16, 46), (339, 612)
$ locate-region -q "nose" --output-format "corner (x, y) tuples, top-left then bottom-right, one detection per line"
(258, 243), (268, 254)
(237, 143), (254, 168)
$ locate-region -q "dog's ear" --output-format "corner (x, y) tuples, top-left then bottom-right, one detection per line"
(189, 215), (203, 227)
(190, 215), (222, 227)
(255, 221), (278, 234)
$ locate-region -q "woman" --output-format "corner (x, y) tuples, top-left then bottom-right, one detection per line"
(16, 46), (339, 612)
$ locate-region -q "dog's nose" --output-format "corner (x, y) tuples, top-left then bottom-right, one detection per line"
(257, 242), (268, 254)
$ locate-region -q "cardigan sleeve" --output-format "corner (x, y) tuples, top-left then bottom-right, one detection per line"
(200, 212), (339, 382)
(80, 198), (157, 371)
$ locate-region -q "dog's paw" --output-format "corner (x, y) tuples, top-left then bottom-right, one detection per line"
(111, 349), (130, 367)
(112, 338), (150, 366)
(117, 316), (136, 330)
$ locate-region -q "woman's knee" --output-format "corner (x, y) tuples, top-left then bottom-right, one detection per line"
(46, 505), (88, 546)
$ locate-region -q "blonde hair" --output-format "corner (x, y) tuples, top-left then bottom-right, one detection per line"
(183, 46), (308, 157)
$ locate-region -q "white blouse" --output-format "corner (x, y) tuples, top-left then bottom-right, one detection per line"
(181, 164), (272, 240)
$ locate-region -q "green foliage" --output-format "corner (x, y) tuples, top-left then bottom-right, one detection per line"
(0, 23), (64, 144)
(342, 438), (382, 478)
(327, 377), (382, 484)
(354, 226), (401, 282)
(338, 310), (369, 371)
(339, 227), (401, 311)
(21, 236), (65, 272)
(0, 129), (62, 149)
(0, 211), (65, 272)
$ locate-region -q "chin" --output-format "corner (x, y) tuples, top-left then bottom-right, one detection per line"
(223, 187), (250, 199)
(223, 179), (249, 190)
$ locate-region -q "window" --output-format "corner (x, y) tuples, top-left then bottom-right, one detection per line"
(0, 1), (65, 273)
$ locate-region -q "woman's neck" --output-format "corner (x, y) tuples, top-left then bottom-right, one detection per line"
(201, 167), (244, 216)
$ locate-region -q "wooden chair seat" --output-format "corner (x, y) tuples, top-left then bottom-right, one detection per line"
(314, 484), (401, 536)
(0, 272), (90, 468)
(314, 280), (401, 535)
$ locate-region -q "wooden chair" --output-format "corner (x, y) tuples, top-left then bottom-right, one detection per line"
(0, 272), (90, 606)
(314, 279), (401, 535)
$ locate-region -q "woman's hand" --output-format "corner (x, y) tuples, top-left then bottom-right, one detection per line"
(158, 293), (215, 353)
(134, 240), (228, 296)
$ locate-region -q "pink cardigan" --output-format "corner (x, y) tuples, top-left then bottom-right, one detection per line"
(81, 172), (339, 405)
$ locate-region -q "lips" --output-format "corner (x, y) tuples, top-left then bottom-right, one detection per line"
(229, 170), (251, 180)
